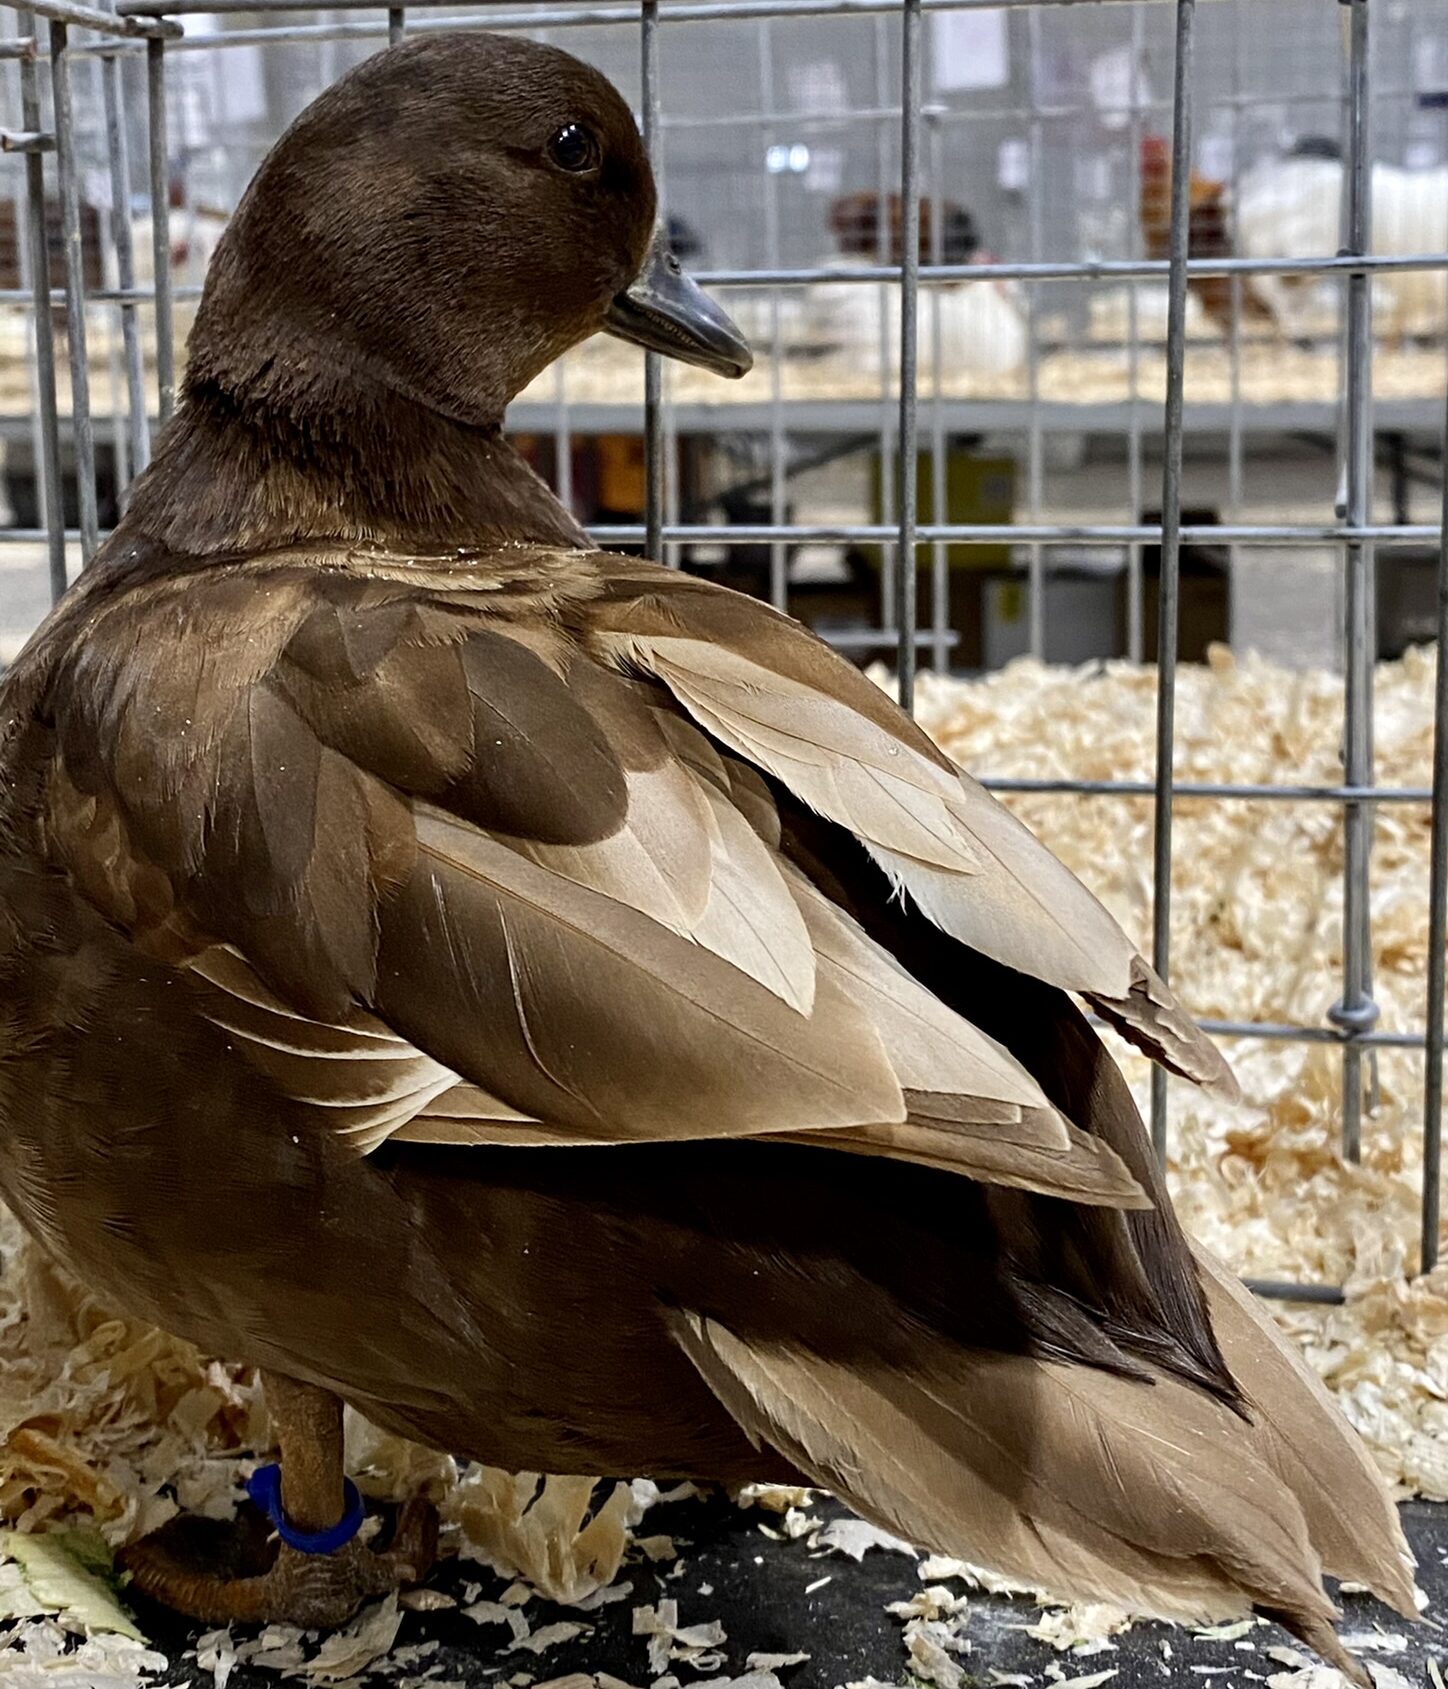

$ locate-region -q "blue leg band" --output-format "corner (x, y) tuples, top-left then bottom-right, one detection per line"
(245, 1463), (366, 1555)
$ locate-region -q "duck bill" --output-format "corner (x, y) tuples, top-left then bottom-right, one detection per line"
(605, 229), (753, 379)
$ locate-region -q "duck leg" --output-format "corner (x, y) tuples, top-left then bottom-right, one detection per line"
(121, 1371), (438, 1627)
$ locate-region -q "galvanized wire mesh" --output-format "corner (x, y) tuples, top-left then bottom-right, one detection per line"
(0, 0), (1445, 1301)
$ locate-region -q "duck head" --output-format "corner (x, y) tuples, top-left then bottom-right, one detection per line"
(186, 32), (751, 430)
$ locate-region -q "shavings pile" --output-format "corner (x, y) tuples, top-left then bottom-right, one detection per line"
(888, 642), (1448, 1498)
(0, 1207), (267, 1547)
(442, 1469), (636, 1605)
(503, 314), (1448, 410)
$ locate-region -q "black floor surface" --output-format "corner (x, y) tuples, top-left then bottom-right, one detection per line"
(139, 1492), (1448, 1689)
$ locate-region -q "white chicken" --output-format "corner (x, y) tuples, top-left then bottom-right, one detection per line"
(802, 254), (1027, 382)
(125, 202), (229, 290)
(1237, 143), (1448, 344)
(790, 192), (1027, 383)
(93, 171), (229, 298)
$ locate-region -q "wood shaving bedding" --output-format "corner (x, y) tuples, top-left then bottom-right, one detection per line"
(1024, 1606), (1131, 1654)
(902, 1617), (971, 1689)
(0, 1617), (169, 1686)
(441, 1470), (638, 1605)
(810, 1521), (916, 1562)
(517, 334), (1447, 410)
(0, 305), (1440, 417)
(630, 1598), (727, 1675)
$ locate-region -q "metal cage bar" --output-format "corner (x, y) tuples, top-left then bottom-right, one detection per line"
(1148, 0), (1195, 1160)
(1332, 0), (1378, 1163)
(101, 42), (148, 485)
(1426, 363), (1446, 1270)
(758, 17), (788, 614)
(893, 0), (920, 709)
(640, 0), (663, 566)
(110, 0), (1319, 16)
(871, 12), (894, 675)
(146, 32), (172, 425)
(15, 11), (64, 600)
(925, 108), (949, 676)
(34, 0), (172, 32)
(1123, 0), (1146, 664)
(1020, 7), (1041, 660)
(10, 248), (1445, 299)
(47, 19), (97, 560)
(1424, 366), (1448, 1274)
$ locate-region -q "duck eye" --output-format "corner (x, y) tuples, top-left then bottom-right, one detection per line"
(548, 123), (600, 174)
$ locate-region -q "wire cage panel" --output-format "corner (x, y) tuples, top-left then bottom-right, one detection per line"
(0, 0), (1445, 1301)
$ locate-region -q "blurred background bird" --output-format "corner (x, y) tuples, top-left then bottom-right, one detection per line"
(1137, 133), (1275, 338)
(1236, 136), (1448, 346)
(790, 190), (1027, 381)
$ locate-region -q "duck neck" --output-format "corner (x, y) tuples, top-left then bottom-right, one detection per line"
(117, 362), (590, 560)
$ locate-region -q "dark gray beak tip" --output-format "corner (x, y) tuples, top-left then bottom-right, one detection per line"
(604, 230), (753, 380)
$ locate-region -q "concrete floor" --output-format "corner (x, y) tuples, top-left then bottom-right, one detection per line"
(141, 1489), (1444, 1689)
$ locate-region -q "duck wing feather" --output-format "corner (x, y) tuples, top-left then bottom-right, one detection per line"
(578, 560), (1236, 1098)
(33, 550), (1135, 1204)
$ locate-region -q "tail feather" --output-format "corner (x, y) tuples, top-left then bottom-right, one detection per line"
(776, 802), (1237, 1402)
(762, 799), (1411, 1684)
(671, 1308), (1374, 1683)
(1191, 1244), (1417, 1618)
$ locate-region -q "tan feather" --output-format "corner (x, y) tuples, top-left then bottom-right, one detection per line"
(633, 636), (981, 872)
(372, 804), (904, 1140)
(692, 784), (815, 1014)
(766, 1115), (1149, 1206)
(391, 1114), (593, 1148)
(405, 1081), (537, 1123)
(786, 864), (1056, 1114)
(1091, 960), (1240, 1096)
(1190, 1243), (1417, 1618)
(720, 756), (782, 848)
(650, 704), (733, 793)
(671, 1310), (1370, 1685)
(596, 579), (1234, 1097)
(510, 758), (715, 937)
(186, 946), (461, 1152)
(189, 946), (398, 1042)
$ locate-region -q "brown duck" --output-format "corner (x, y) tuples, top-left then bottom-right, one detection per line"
(0, 32), (1414, 1673)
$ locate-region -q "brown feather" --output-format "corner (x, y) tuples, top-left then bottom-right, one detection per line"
(582, 562), (1234, 1096)
(670, 1310), (1368, 1682)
